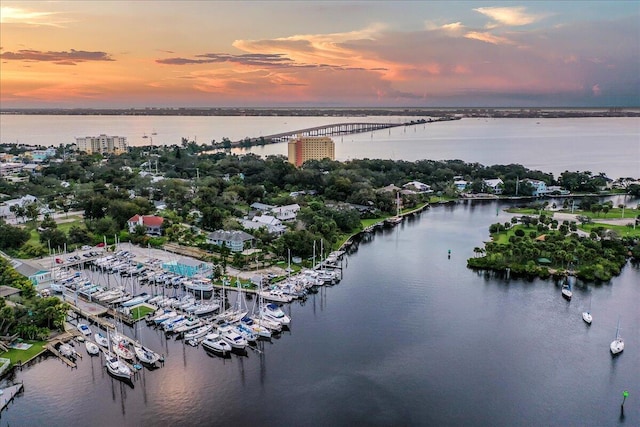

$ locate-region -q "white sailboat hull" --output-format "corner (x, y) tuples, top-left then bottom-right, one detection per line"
(610, 339), (624, 354)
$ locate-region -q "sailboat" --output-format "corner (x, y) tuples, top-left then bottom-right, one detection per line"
(582, 296), (592, 324)
(385, 192), (403, 225)
(610, 318), (624, 355)
(104, 329), (133, 381)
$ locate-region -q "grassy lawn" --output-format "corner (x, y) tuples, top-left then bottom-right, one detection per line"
(504, 207), (548, 215)
(130, 305), (155, 321)
(491, 225), (540, 244)
(361, 217), (385, 228)
(579, 222), (640, 238)
(560, 208), (639, 220)
(56, 218), (84, 234)
(0, 341), (47, 366)
(428, 195), (457, 203)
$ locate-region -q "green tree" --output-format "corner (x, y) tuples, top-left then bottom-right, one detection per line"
(25, 202), (40, 222)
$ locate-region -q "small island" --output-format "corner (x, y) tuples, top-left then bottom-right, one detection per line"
(468, 201), (640, 281)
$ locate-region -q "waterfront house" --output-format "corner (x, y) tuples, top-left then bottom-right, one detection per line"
(271, 204), (300, 221)
(483, 178), (504, 195)
(524, 179), (549, 197)
(10, 258), (52, 286)
(454, 180), (468, 192)
(206, 230), (256, 252)
(546, 185), (570, 195)
(240, 215), (287, 235)
(403, 181), (433, 193)
(127, 214), (164, 236)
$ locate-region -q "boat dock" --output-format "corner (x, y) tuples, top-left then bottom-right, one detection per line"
(45, 340), (77, 368)
(65, 297), (115, 330)
(0, 383), (24, 413)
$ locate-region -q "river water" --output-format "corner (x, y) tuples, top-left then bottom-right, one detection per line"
(1, 115), (638, 179)
(2, 198), (639, 426)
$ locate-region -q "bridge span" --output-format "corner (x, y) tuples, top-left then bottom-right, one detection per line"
(234, 121), (421, 145)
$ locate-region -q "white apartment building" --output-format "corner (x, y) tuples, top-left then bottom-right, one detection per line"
(75, 134), (127, 155)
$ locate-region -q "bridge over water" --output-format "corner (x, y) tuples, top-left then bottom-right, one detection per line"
(236, 121), (413, 145)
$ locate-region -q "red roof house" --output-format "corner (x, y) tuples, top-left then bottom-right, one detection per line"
(127, 214), (164, 236)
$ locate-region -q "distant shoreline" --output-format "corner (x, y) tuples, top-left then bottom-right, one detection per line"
(1, 107), (639, 118)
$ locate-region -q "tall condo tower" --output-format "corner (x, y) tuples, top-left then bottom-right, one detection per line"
(287, 135), (335, 167)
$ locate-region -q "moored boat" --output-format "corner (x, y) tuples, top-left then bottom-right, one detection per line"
(202, 333), (232, 356)
(134, 345), (160, 366)
(261, 303), (291, 326)
(58, 343), (77, 359)
(77, 323), (92, 336)
(104, 350), (133, 381)
(94, 332), (109, 348)
(561, 279), (572, 300)
(184, 323), (214, 341)
(85, 340), (100, 356)
(217, 324), (248, 349)
(610, 318), (624, 355)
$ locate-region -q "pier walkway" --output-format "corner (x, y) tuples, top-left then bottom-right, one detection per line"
(0, 383), (24, 413)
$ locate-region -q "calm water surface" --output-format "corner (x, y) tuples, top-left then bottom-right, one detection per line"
(2, 200), (639, 426)
(1, 115), (638, 179)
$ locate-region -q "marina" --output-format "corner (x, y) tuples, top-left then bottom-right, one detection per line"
(2, 197), (638, 426)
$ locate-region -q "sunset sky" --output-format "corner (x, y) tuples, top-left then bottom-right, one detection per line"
(1, 1), (638, 108)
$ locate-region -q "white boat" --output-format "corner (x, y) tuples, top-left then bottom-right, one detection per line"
(258, 288), (293, 303)
(162, 315), (187, 332)
(147, 294), (165, 305)
(111, 331), (128, 346)
(58, 343), (77, 359)
(235, 323), (258, 342)
(202, 333), (232, 355)
(261, 303), (291, 326)
(104, 350), (133, 381)
(50, 282), (65, 293)
(582, 296), (592, 324)
(85, 340), (100, 356)
(153, 311), (178, 325)
(95, 332), (109, 348)
(193, 302), (221, 317)
(561, 278), (572, 300)
(113, 341), (135, 361)
(134, 345), (160, 366)
(217, 324), (248, 349)
(184, 323), (214, 341)
(121, 292), (150, 307)
(77, 323), (92, 336)
(610, 318), (624, 355)
(241, 316), (272, 338)
(173, 317), (202, 334)
(249, 315), (281, 332)
(385, 192), (403, 225)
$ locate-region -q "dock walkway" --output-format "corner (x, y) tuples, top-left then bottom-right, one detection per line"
(0, 383), (24, 413)
(44, 341), (77, 368)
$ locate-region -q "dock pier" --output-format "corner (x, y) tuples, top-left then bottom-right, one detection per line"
(0, 383), (24, 413)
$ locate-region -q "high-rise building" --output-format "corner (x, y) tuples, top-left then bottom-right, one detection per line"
(287, 135), (335, 167)
(75, 134), (127, 155)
